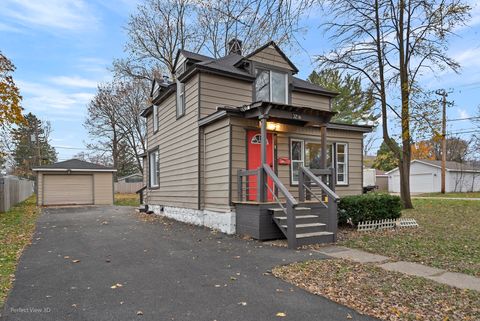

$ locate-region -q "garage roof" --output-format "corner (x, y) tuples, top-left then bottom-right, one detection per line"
(386, 159), (480, 174)
(32, 159), (117, 172)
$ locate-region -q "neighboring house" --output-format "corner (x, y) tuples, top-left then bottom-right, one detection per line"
(387, 159), (480, 193)
(140, 40), (372, 248)
(33, 159), (116, 206)
(118, 173), (143, 183)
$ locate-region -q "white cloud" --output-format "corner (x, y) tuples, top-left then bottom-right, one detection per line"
(458, 109), (471, 119)
(49, 76), (99, 89)
(18, 80), (94, 112)
(1, 0), (97, 31)
(454, 47), (480, 69)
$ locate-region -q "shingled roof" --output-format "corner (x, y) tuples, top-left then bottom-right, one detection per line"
(32, 159), (116, 171)
(176, 43), (338, 97)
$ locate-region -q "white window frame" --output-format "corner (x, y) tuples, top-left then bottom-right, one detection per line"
(255, 68), (288, 104)
(290, 139), (304, 185)
(149, 149), (159, 188)
(335, 143), (348, 185)
(176, 80), (185, 118)
(153, 105), (159, 133)
(289, 139), (348, 186)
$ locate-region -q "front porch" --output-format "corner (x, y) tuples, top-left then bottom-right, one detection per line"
(227, 101), (340, 249)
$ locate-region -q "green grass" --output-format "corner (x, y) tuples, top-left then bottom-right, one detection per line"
(417, 192), (480, 198)
(341, 199), (480, 277)
(0, 196), (40, 307)
(114, 193), (140, 206)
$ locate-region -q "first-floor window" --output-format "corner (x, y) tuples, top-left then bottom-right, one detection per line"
(290, 139), (304, 184)
(336, 143), (348, 185)
(149, 150), (159, 188)
(290, 139), (346, 185)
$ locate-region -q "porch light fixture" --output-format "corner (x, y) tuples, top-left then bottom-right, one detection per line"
(266, 122), (279, 131)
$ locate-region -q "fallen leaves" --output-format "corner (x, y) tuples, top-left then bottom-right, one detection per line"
(72, 259), (81, 263)
(110, 283), (123, 289)
(273, 259), (480, 321)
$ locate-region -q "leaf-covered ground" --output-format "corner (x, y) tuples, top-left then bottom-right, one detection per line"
(273, 259), (480, 321)
(340, 199), (480, 277)
(114, 193), (140, 206)
(0, 196), (40, 307)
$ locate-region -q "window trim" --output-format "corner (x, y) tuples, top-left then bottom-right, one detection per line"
(335, 142), (349, 185)
(289, 138), (348, 186)
(289, 138), (304, 185)
(153, 105), (158, 133)
(254, 67), (288, 104)
(176, 80), (186, 119)
(148, 147), (159, 189)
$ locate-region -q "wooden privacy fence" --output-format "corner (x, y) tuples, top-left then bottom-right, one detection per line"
(114, 182), (143, 194)
(0, 176), (34, 212)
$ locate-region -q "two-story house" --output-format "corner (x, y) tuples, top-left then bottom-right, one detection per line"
(140, 40), (372, 248)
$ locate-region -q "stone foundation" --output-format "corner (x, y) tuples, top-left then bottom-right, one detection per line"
(148, 205), (236, 234)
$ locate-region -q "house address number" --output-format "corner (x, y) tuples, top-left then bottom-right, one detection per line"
(292, 113), (302, 120)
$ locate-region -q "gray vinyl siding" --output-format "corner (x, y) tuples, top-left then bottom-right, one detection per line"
(249, 46), (294, 71)
(199, 73), (252, 118)
(291, 91), (330, 111)
(145, 74), (200, 209)
(200, 118), (231, 211)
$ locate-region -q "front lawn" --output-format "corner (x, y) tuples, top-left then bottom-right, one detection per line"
(341, 199), (480, 277)
(273, 259), (480, 321)
(417, 192), (480, 198)
(0, 196), (40, 307)
(114, 193), (140, 206)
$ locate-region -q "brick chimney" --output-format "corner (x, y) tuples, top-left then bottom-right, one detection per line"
(228, 38), (243, 55)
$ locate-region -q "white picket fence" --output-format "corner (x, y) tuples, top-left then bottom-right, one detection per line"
(357, 218), (418, 232)
(0, 176), (34, 212)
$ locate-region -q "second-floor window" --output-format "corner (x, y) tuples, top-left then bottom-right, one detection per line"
(176, 80), (185, 118)
(255, 68), (288, 104)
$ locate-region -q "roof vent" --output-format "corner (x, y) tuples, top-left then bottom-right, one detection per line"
(228, 38), (242, 55)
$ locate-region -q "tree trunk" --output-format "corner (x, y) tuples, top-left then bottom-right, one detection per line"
(398, 0), (413, 209)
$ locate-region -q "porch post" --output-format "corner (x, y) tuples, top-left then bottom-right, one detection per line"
(258, 115), (268, 202)
(320, 125), (327, 169)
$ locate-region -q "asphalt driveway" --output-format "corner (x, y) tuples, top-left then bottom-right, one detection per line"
(1, 206), (375, 321)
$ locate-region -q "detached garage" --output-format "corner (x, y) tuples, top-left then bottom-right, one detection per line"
(387, 159), (480, 194)
(33, 159), (116, 206)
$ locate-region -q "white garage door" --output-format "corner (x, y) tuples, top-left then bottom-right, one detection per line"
(410, 173), (435, 193)
(43, 175), (94, 205)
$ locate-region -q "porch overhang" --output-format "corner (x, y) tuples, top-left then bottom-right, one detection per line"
(233, 101), (336, 125)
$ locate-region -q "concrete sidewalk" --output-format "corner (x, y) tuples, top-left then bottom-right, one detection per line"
(315, 246), (480, 292)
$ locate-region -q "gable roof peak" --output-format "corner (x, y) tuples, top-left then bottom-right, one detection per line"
(243, 41), (299, 74)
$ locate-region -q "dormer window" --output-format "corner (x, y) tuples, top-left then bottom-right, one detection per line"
(254, 68), (288, 104)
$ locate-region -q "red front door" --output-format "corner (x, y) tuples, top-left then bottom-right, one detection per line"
(247, 131), (274, 201)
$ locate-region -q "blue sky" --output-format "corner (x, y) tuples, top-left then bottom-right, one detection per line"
(1, 0), (479, 160)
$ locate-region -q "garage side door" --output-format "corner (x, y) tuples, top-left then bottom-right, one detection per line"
(43, 175), (94, 205)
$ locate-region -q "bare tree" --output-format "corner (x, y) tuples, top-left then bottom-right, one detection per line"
(195, 0), (312, 58)
(316, 0), (471, 208)
(85, 80), (147, 177)
(115, 0), (203, 80)
(115, 79), (148, 173)
(116, 0), (312, 80)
